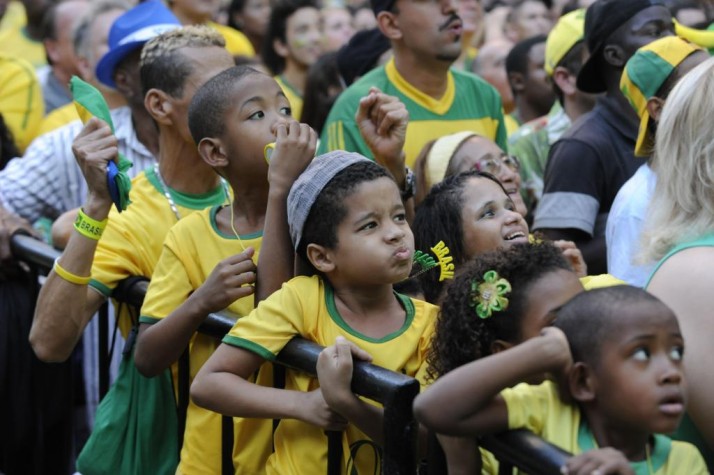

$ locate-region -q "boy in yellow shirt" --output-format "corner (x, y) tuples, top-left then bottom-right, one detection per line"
(415, 285), (707, 474)
(134, 65), (317, 474)
(191, 151), (439, 474)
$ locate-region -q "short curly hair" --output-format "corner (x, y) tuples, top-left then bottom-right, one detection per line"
(140, 25), (226, 98)
(555, 285), (666, 369)
(413, 171), (509, 304)
(426, 242), (573, 382)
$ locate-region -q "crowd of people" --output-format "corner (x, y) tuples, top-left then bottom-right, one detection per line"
(2, 0), (714, 473)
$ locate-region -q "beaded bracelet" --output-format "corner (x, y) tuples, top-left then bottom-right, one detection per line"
(74, 208), (108, 240)
(53, 258), (91, 285)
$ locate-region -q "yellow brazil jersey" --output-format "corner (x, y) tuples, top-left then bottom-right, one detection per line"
(89, 167), (229, 337)
(498, 381), (708, 475)
(0, 26), (46, 70)
(224, 275), (438, 475)
(209, 21), (255, 58)
(140, 205), (272, 475)
(275, 75), (303, 121)
(0, 54), (42, 152)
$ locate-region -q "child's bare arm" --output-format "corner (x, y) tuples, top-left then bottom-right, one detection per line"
(134, 248), (257, 377)
(562, 448), (634, 475)
(413, 327), (572, 437)
(191, 343), (347, 430)
(437, 435), (482, 475)
(316, 337), (384, 443)
(254, 121), (317, 303)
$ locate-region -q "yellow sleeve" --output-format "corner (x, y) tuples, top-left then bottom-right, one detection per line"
(664, 441), (709, 475)
(89, 211), (147, 297)
(209, 22), (255, 57)
(139, 230), (194, 324)
(223, 277), (314, 360)
(500, 381), (557, 435)
(0, 54), (42, 151)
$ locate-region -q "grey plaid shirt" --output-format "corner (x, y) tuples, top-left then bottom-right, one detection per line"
(0, 106), (155, 222)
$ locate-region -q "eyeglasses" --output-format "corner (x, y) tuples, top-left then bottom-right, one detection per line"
(473, 154), (520, 175)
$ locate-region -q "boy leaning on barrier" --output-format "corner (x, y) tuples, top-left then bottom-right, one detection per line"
(191, 149), (439, 474)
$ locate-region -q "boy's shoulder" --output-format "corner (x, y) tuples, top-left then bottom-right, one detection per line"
(664, 439), (709, 474)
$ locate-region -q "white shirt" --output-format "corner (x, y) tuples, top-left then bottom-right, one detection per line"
(0, 107), (155, 222)
(605, 163), (657, 287)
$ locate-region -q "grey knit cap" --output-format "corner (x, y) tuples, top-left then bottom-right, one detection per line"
(287, 150), (371, 250)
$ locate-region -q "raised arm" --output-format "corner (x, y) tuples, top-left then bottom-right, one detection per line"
(254, 121), (317, 303)
(355, 88), (415, 222)
(29, 118), (115, 362)
(413, 327), (572, 437)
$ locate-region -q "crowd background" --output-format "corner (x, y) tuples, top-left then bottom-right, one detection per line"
(2, 0), (714, 473)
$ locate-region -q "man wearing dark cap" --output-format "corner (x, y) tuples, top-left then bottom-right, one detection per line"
(318, 0), (507, 173)
(533, 0), (673, 275)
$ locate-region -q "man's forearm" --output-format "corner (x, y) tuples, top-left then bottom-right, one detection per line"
(30, 202), (108, 361)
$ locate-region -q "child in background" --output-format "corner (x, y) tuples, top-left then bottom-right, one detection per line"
(415, 285), (708, 474)
(428, 242), (583, 385)
(191, 152), (438, 474)
(134, 65), (317, 474)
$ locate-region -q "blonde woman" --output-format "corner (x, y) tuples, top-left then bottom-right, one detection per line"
(643, 56), (714, 466)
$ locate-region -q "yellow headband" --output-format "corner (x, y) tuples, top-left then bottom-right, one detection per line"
(425, 131), (478, 189)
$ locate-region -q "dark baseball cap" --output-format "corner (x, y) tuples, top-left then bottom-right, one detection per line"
(577, 0), (667, 93)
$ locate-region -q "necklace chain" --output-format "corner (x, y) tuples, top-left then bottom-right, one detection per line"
(153, 164), (244, 250)
(229, 199), (247, 253)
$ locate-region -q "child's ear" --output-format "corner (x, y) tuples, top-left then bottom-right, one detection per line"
(144, 88), (174, 126)
(568, 362), (596, 403)
(646, 96), (665, 123)
(197, 137), (229, 168)
(306, 243), (335, 274)
(273, 38), (289, 59)
(490, 339), (514, 355)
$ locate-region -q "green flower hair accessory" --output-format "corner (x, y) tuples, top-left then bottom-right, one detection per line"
(469, 270), (511, 319)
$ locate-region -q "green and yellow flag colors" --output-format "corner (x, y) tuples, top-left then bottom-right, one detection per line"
(71, 76), (133, 211)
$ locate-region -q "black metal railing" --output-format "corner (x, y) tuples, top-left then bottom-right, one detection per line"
(10, 233), (572, 474)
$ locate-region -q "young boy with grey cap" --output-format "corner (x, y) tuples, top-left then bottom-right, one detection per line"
(192, 151), (438, 474)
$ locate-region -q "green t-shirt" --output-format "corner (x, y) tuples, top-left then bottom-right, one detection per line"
(319, 58), (507, 168)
